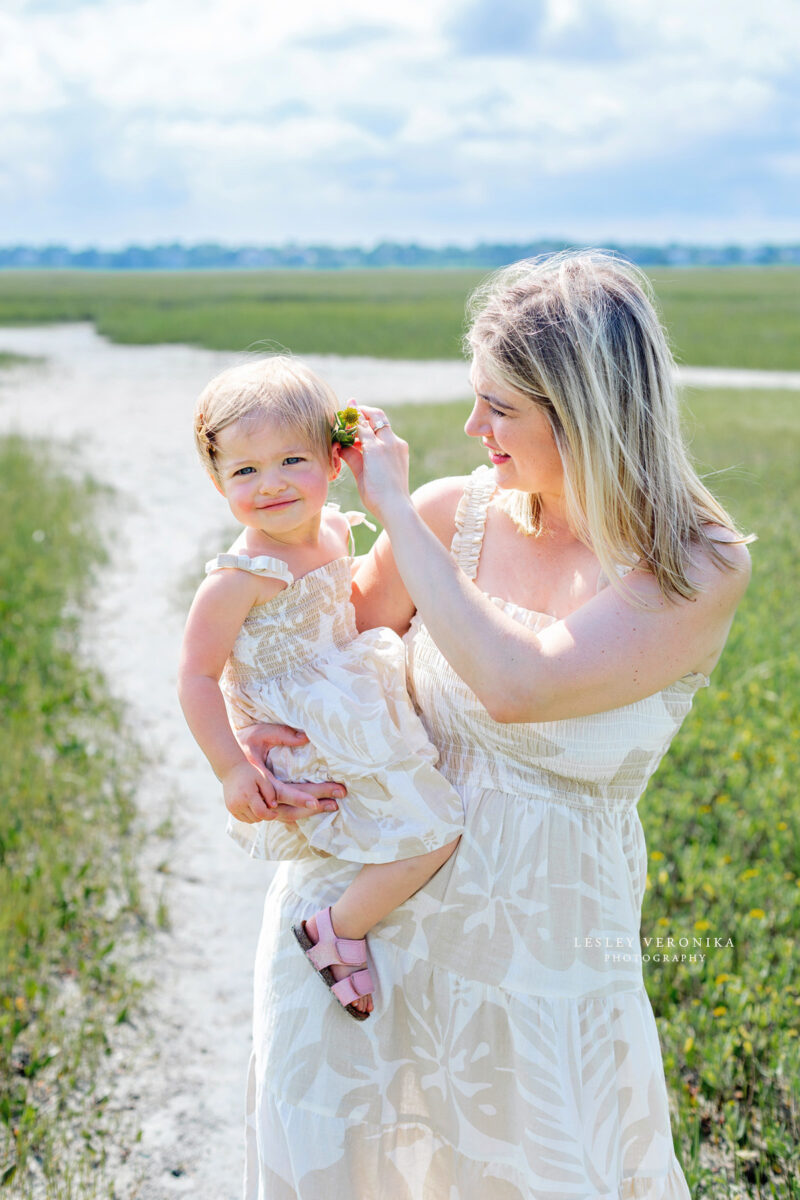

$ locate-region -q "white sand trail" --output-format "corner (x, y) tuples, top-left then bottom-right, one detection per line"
(0, 323), (797, 1198)
(0, 324), (476, 1200)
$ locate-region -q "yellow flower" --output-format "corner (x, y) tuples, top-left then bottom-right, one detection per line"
(658, 869), (669, 885)
(748, 908), (766, 920)
(741, 868), (759, 880)
(699, 804), (712, 814)
(743, 1040), (753, 1054)
(650, 850), (665, 861)
(715, 974), (731, 985)
(657, 917), (669, 927)
(683, 1036), (694, 1053)
(713, 1006), (727, 1018)
(777, 821), (788, 831)
(331, 408), (361, 446)
(694, 919), (711, 932)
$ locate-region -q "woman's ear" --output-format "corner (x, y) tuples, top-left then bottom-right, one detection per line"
(329, 443), (342, 480)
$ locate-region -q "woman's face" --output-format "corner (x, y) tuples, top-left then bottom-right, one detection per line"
(465, 360), (565, 504)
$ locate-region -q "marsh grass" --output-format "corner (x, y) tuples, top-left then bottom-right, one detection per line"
(0, 354), (41, 371)
(0, 436), (143, 1197)
(0, 268), (797, 368)
(347, 389), (799, 1197)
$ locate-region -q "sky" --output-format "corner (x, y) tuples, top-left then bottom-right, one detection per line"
(1, 0), (798, 248)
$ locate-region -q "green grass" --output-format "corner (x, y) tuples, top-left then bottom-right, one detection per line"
(643, 388), (800, 1197)
(0, 267), (797, 368)
(341, 388), (798, 1197)
(0, 437), (143, 1195)
(0, 353), (40, 370)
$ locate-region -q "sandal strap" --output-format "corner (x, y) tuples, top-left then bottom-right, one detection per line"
(305, 907), (367, 970)
(331, 968), (374, 1007)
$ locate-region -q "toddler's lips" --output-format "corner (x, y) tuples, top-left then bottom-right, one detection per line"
(258, 499), (296, 510)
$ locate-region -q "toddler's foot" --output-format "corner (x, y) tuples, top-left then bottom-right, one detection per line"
(305, 912), (374, 1015)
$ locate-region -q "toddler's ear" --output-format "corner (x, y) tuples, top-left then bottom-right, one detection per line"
(208, 470), (224, 495)
(329, 443), (342, 479)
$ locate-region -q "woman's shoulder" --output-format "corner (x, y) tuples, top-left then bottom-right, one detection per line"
(694, 524), (752, 600)
(411, 474), (473, 544)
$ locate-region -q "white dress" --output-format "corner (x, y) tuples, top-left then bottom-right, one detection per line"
(207, 523), (465, 865)
(242, 468), (704, 1199)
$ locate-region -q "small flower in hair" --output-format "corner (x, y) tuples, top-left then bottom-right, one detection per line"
(195, 411), (215, 444)
(331, 406), (360, 446)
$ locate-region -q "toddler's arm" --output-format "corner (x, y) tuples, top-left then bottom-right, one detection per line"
(178, 569), (281, 823)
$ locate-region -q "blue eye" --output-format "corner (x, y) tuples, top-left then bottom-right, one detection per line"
(283, 456), (305, 465)
(234, 466), (256, 476)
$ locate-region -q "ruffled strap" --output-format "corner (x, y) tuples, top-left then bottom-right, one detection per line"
(326, 502), (377, 553)
(450, 465), (497, 580)
(205, 553), (294, 584)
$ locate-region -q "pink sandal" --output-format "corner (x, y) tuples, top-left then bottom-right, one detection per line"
(292, 907), (374, 1022)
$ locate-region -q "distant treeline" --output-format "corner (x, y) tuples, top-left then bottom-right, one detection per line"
(2, 240), (799, 270)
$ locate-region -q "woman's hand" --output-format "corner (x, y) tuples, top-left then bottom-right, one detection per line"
(339, 406), (413, 528)
(237, 721), (310, 769)
(235, 722), (346, 822)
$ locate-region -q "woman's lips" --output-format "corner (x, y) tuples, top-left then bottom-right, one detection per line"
(487, 449), (510, 464)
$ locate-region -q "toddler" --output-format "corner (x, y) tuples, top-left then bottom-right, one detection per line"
(178, 357), (463, 1019)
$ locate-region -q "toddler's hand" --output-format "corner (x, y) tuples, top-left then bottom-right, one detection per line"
(222, 761), (278, 824)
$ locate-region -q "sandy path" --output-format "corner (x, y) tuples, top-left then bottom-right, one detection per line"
(0, 324), (478, 1199)
(0, 322), (797, 1197)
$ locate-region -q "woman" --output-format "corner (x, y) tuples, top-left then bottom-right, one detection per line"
(238, 251), (750, 1199)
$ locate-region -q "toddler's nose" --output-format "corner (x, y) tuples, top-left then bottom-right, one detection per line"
(259, 474), (286, 494)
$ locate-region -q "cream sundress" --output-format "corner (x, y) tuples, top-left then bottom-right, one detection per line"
(207, 508), (464, 865)
(243, 468), (706, 1200)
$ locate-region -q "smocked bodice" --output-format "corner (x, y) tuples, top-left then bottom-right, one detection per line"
(220, 556), (358, 683)
(404, 466), (708, 811)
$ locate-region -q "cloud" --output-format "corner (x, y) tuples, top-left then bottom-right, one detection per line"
(291, 22), (395, 51)
(0, 0), (797, 244)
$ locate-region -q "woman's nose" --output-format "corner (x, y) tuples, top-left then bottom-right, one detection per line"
(464, 402), (486, 438)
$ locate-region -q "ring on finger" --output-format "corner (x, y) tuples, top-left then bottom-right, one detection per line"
(372, 419), (390, 432)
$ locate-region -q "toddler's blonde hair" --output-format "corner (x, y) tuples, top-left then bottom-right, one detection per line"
(466, 249), (751, 603)
(194, 356), (338, 477)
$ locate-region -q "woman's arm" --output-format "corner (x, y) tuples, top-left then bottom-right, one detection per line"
(342, 415), (751, 722)
(350, 476), (466, 634)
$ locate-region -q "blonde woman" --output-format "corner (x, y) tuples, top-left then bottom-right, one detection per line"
(238, 251), (750, 1199)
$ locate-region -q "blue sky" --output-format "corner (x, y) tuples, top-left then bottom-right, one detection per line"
(1, 0), (798, 247)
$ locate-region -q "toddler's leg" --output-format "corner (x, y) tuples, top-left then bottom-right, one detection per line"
(304, 837), (460, 1014)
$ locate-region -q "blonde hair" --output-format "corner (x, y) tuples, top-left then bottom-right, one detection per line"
(194, 356), (337, 477)
(466, 249), (750, 603)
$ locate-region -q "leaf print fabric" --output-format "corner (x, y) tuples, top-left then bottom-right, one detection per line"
(241, 471), (705, 1198)
(209, 553), (465, 864)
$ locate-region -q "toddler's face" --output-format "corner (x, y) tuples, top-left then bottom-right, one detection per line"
(212, 412), (337, 534)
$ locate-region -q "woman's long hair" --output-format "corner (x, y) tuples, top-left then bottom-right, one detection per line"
(466, 249), (750, 603)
